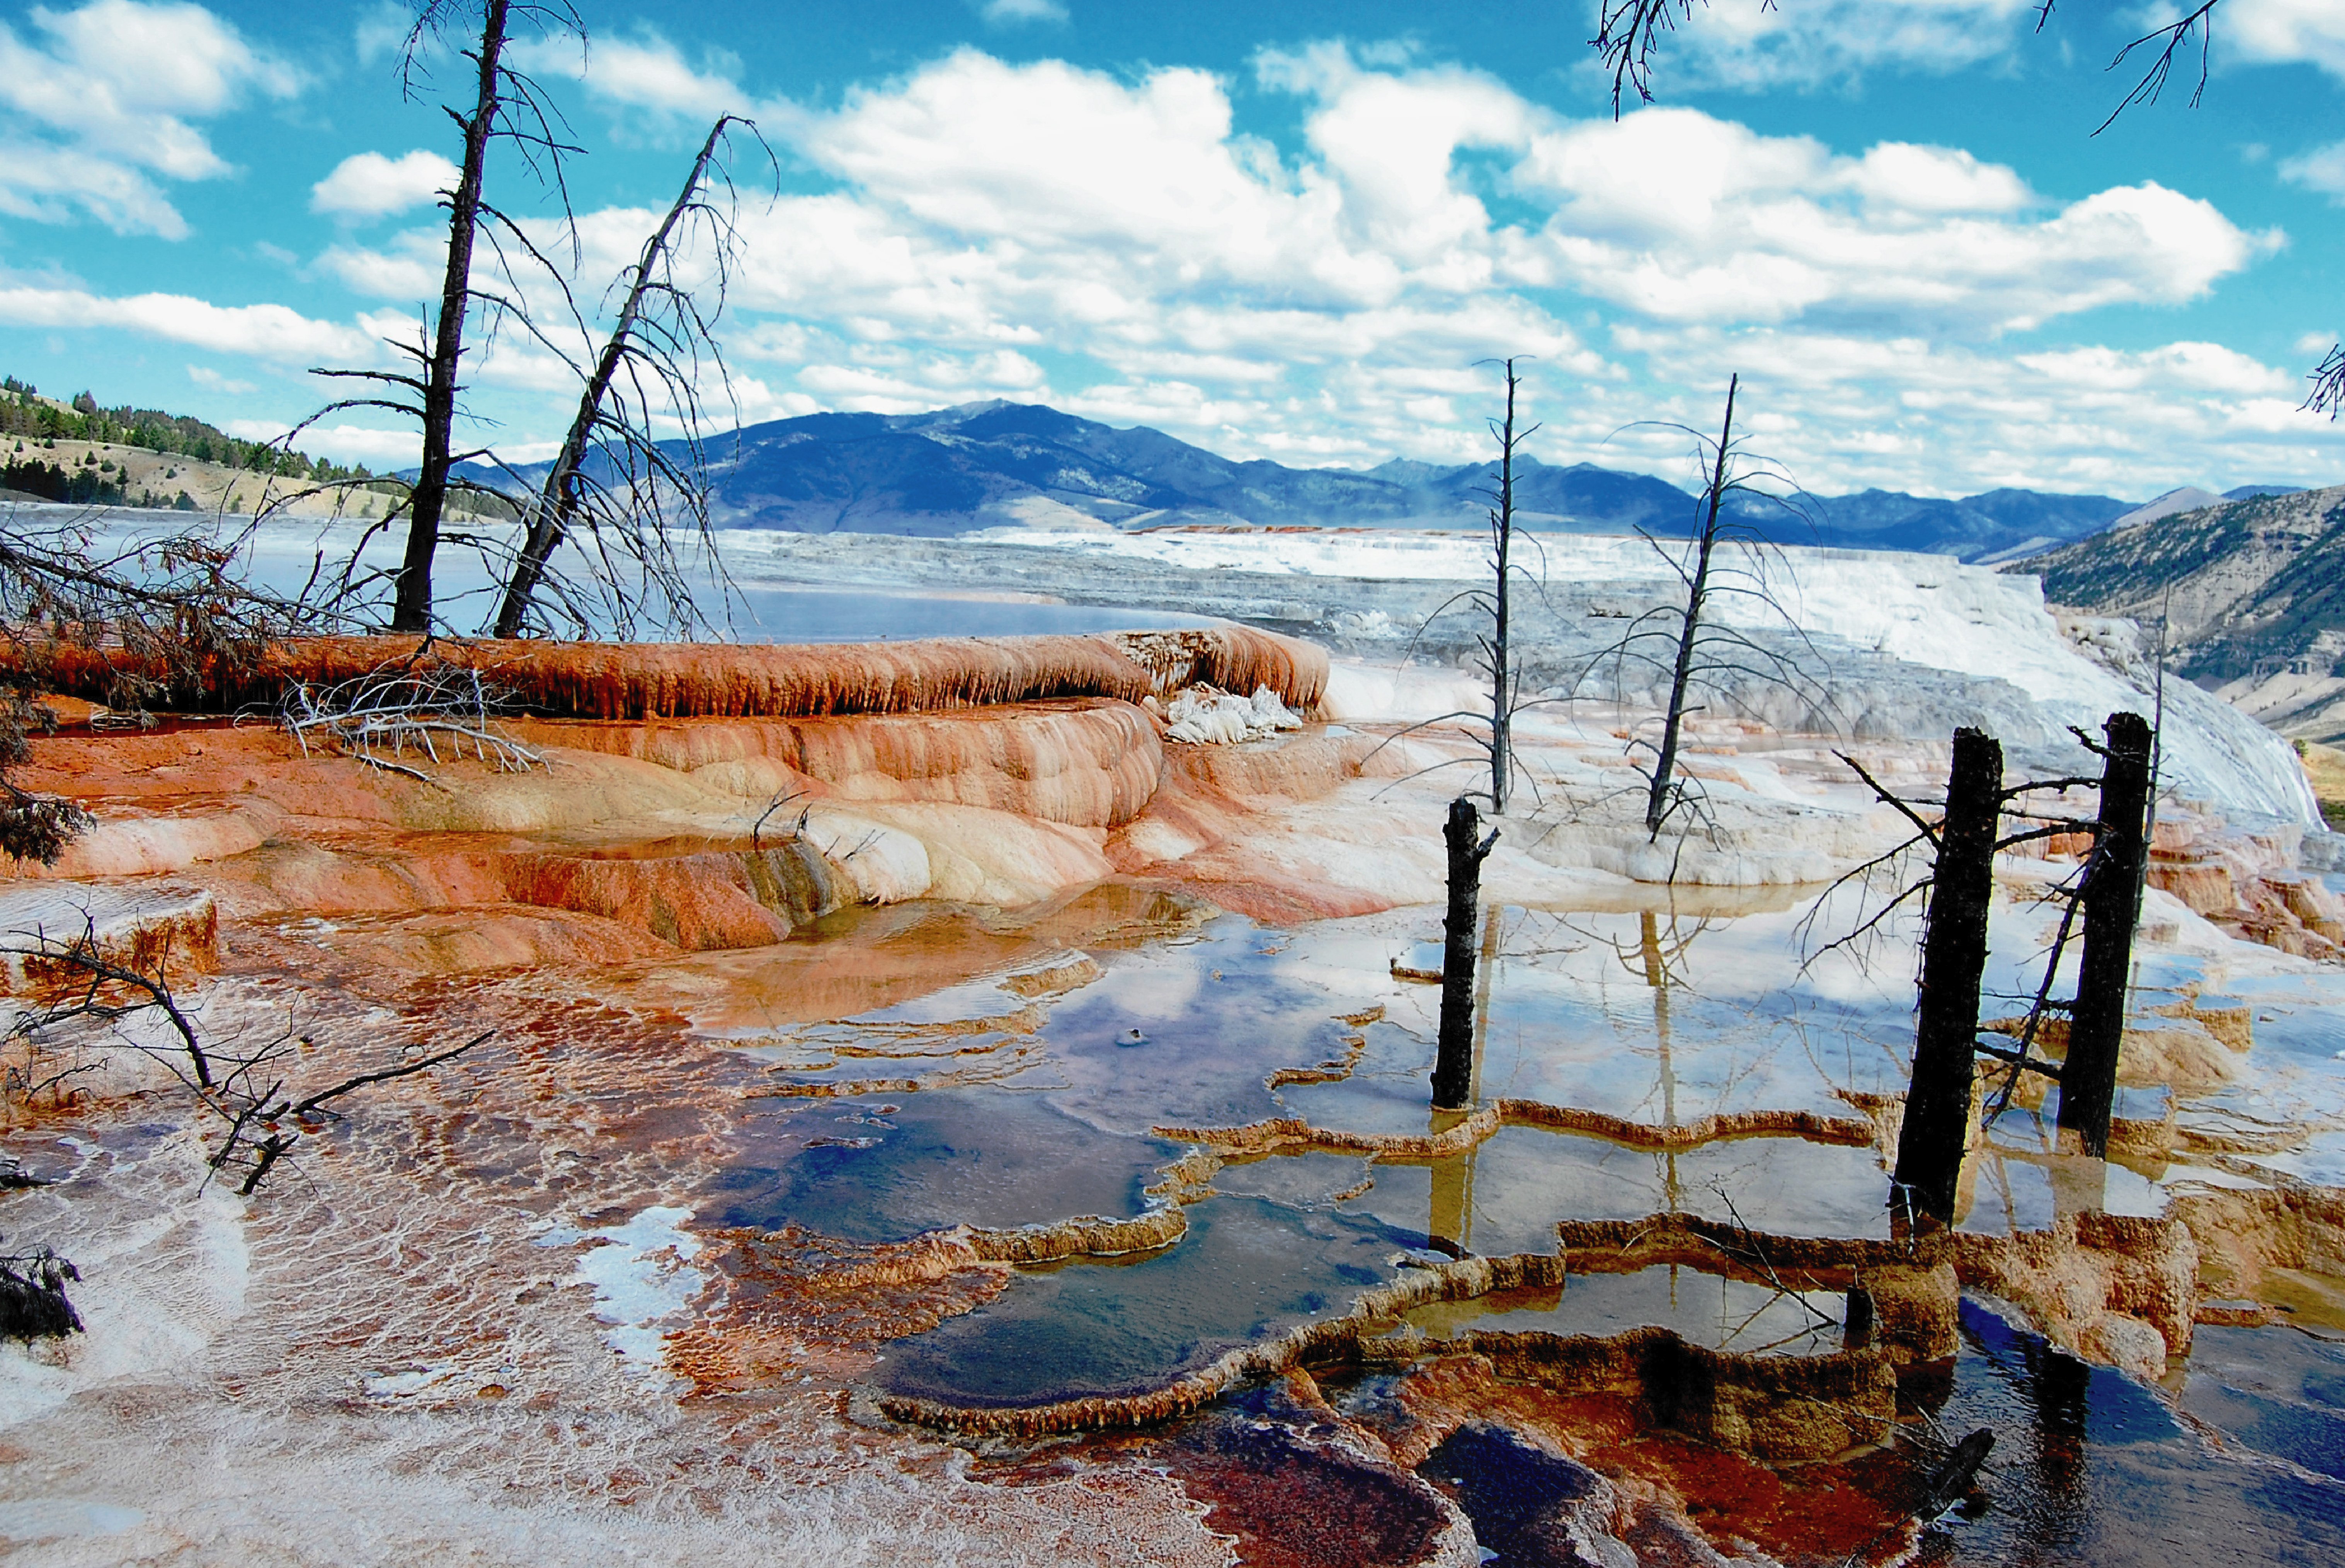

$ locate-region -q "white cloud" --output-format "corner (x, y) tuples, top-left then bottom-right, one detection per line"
(186, 363), (253, 394)
(0, 284), (374, 363)
(2279, 140), (2345, 203)
(0, 1), (298, 237)
(980, 0), (1069, 26)
(2230, 0), (2345, 80)
(1609, 323), (2341, 496)
(534, 42), (2297, 482)
(316, 230), (447, 300)
(227, 418), (417, 466)
(311, 150), (459, 218)
(507, 29), (748, 133)
(1516, 108), (2263, 333)
(1599, 0), (2040, 94)
(354, 2), (410, 66)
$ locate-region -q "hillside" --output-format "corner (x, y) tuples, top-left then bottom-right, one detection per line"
(456, 398), (2136, 560)
(2022, 483), (2345, 739)
(0, 375), (505, 522)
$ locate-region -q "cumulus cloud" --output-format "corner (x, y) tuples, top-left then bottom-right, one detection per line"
(2230, 0), (2345, 80)
(0, 284), (375, 362)
(506, 29), (749, 135)
(979, 0), (1069, 26)
(311, 150), (459, 218)
(1604, 322), (2339, 496)
(226, 418), (419, 466)
(0, 0), (298, 237)
(1591, 0), (2040, 94)
(1514, 109), (2263, 333)
(186, 363), (253, 394)
(2279, 140), (2345, 203)
(653, 43), (2277, 474)
(316, 229), (448, 300)
(214, 37), (2323, 491)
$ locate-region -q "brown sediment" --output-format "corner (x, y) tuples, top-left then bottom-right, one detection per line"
(1154, 1102), (1879, 1161)
(0, 883), (219, 993)
(2171, 1178), (2345, 1302)
(1163, 731), (1373, 802)
(1383, 1325), (1897, 1464)
(968, 1208), (1190, 1265)
(1267, 1032), (1372, 1090)
(1148, 1401), (1470, 1568)
(507, 698), (1166, 829)
(1371, 1357), (1920, 1564)
(876, 1247), (1898, 1463)
(872, 1200), (2213, 1445)
(3, 626), (1327, 720)
(1559, 1208), (2197, 1375)
(1002, 954), (1106, 996)
(876, 1252), (1574, 1439)
(1984, 1008), (2248, 1092)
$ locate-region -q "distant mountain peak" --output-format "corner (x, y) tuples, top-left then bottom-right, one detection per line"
(2110, 486), (2226, 529)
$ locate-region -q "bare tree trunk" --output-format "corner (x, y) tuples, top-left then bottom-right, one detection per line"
(490, 116), (732, 639)
(1433, 796), (1498, 1110)
(1892, 727), (2001, 1228)
(2058, 711), (2153, 1157)
(393, 0), (509, 634)
(1487, 361), (1521, 813)
(1645, 374), (1738, 838)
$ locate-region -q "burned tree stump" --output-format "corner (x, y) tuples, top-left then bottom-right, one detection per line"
(1893, 727), (2002, 1227)
(1433, 796), (1498, 1110)
(2059, 712), (2153, 1157)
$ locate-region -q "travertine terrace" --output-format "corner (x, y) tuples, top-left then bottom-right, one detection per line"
(3, 625), (2344, 1566)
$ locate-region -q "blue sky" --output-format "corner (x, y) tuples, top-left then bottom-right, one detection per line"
(4, 0), (2345, 500)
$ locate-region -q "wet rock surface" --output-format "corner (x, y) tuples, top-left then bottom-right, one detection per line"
(3, 633), (2344, 1565)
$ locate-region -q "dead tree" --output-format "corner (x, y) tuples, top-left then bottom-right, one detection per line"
(2057, 712), (2153, 1155)
(1583, 376), (1833, 843)
(0, 511), (313, 860)
(1433, 795), (1499, 1110)
(299, 2), (587, 632)
(1476, 359), (1534, 813)
(487, 114), (760, 640)
(280, 664), (543, 781)
(1890, 728), (2001, 1227)
(1375, 357), (1543, 813)
(396, 0), (513, 632)
(1641, 374), (1736, 836)
(1820, 719), (2144, 1216)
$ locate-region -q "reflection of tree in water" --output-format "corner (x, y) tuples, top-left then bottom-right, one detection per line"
(1570, 905), (1715, 1211)
(1920, 1312), (2096, 1566)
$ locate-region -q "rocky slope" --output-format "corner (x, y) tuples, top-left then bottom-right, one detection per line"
(2023, 483), (2345, 725)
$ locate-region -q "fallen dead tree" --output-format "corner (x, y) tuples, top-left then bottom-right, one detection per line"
(0, 626), (1329, 722)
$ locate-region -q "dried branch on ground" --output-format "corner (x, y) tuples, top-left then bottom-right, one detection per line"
(278, 664), (542, 781)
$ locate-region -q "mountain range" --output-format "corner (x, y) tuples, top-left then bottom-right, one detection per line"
(454, 400), (2303, 565)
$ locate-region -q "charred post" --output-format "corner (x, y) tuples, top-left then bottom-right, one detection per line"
(2059, 711), (2153, 1156)
(1433, 795), (1498, 1110)
(1892, 727), (2002, 1227)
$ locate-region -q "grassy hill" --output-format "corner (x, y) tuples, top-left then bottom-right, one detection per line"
(0, 375), (508, 523)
